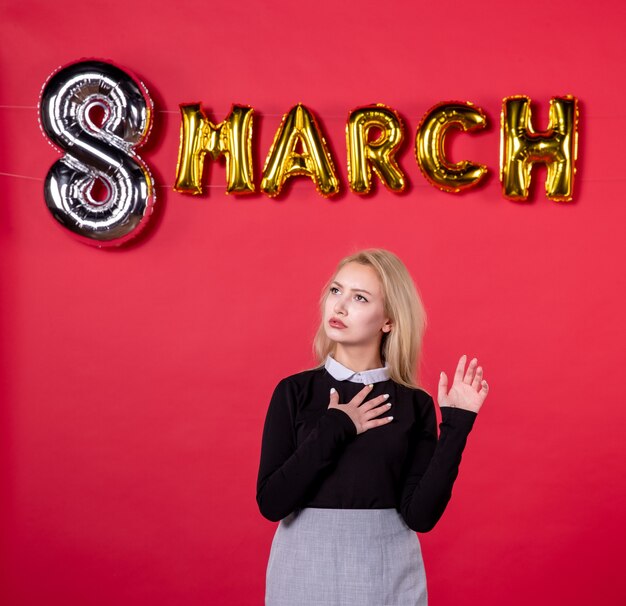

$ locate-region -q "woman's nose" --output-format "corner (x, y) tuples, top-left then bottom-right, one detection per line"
(334, 297), (347, 314)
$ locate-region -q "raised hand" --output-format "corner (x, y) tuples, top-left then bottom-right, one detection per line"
(327, 384), (393, 435)
(438, 354), (489, 414)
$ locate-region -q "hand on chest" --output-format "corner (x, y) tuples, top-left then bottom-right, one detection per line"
(295, 383), (416, 467)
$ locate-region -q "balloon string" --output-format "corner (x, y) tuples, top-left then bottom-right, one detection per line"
(0, 105), (340, 118)
(0, 104), (624, 120)
(0, 172), (227, 188)
(0, 105), (38, 109)
(0, 171), (44, 182)
(2, 171), (626, 188)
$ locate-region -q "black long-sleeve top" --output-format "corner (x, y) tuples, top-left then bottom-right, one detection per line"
(256, 365), (477, 532)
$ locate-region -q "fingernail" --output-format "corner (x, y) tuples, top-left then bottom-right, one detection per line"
(330, 388), (336, 394)
(388, 416), (394, 421)
(383, 394), (389, 399)
(368, 384), (374, 388)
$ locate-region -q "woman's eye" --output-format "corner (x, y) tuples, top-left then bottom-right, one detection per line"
(330, 287), (367, 302)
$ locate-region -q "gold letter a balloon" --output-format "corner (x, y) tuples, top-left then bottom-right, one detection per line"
(260, 104), (339, 198)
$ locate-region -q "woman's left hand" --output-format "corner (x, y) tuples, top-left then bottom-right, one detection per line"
(438, 354), (489, 413)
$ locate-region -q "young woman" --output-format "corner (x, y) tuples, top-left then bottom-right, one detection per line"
(256, 248), (489, 606)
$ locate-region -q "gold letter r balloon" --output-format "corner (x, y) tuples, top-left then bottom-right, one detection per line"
(346, 104), (406, 194)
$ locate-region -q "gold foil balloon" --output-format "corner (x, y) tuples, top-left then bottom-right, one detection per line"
(415, 102), (488, 193)
(260, 104), (339, 197)
(500, 95), (578, 201)
(346, 104), (405, 194)
(175, 104), (255, 195)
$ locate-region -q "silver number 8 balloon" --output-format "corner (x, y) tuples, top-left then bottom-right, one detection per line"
(39, 59), (155, 246)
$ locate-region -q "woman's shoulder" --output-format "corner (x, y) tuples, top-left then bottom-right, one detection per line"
(274, 366), (326, 389)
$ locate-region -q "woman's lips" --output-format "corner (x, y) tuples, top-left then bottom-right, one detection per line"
(329, 319), (347, 328)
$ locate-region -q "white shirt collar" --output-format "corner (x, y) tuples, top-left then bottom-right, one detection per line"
(324, 353), (390, 384)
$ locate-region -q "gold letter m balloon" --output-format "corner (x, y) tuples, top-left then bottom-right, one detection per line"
(174, 104), (255, 195)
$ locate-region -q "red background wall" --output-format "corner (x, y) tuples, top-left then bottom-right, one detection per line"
(1, 1), (625, 604)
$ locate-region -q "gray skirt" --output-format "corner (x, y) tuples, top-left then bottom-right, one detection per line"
(265, 508), (428, 606)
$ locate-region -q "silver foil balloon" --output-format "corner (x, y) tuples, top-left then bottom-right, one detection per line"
(39, 59), (155, 246)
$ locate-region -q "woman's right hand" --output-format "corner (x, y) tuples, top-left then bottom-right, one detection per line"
(327, 384), (393, 435)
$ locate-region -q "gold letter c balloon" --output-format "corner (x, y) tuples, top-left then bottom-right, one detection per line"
(415, 102), (488, 193)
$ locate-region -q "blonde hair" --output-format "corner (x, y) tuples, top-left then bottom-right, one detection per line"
(307, 248), (427, 389)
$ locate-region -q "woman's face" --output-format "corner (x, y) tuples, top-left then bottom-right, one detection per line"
(323, 262), (391, 347)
